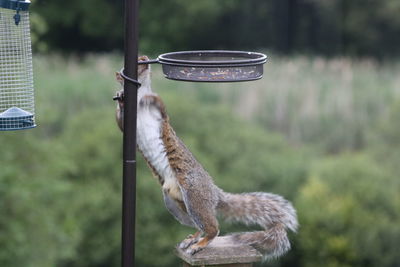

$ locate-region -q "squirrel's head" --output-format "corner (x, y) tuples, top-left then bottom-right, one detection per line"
(114, 55), (151, 87)
(138, 55), (151, 85)
(113, 55), (151, 105)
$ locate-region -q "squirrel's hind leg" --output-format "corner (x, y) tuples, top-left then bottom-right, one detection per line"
(181, 194), (220, 254)
(179, 178), (220, 254)
(163, 191), (195, 228)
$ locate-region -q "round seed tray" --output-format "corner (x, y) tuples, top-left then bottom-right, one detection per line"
(141, 50), (267, 82)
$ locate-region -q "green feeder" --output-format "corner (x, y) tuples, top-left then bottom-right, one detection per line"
(0, 0), (35, 130)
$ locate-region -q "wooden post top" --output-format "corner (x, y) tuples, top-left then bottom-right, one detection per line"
(175, 235), (263, 266)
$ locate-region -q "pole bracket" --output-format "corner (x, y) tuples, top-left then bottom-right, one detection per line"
(119, 68), (141, 87)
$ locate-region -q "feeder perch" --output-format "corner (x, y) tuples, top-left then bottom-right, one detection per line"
(0, 0), (35, 131)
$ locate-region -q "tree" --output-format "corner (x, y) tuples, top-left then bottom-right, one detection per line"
(296, 154), (400, 267)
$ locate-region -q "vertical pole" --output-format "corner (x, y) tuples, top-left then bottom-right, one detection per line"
(122, 0), (139, 266)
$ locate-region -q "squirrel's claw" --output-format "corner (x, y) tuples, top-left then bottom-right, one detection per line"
(184, 233), (217, 255)
(186, 243), (205, 255)
(179, 233), (201, 250)
(179, 231), (213, 255)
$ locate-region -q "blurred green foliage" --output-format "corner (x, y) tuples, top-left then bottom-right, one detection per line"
(296, 155), (399, 267)
(28, 0), (400, 58)
(0, 55), (399, 267)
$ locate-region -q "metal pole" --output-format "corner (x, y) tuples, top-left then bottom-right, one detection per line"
(122, 0), (139, 266)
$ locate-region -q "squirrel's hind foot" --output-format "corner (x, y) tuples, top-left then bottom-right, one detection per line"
(185, 245), (203, 255)
(182, 231), (218, 255)
(179, 231), (201, 250)
(185, 235), (213, 255)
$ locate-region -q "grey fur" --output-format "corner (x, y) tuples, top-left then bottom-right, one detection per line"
(217, 191), (298, 259)
(163, 190), (195, 227)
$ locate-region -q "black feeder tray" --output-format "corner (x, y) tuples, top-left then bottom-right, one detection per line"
(140, 50), (267, 82)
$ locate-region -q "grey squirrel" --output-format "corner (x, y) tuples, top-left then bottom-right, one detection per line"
(114, 56), (298, 259)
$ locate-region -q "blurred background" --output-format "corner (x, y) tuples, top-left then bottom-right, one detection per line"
(1, 0), (400, 266)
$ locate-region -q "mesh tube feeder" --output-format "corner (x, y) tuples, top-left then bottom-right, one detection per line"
(0, 0), (35, 131)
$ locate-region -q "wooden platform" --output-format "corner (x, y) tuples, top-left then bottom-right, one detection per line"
(175, 235), (263, 266)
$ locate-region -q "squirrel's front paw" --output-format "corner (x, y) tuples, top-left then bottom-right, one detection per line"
(179, 233), (201, 250)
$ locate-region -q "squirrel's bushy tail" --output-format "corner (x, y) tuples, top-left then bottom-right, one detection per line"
(217, 191), (298, 260)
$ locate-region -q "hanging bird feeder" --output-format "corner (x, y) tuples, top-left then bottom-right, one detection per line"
(0, 0), (35, 131)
